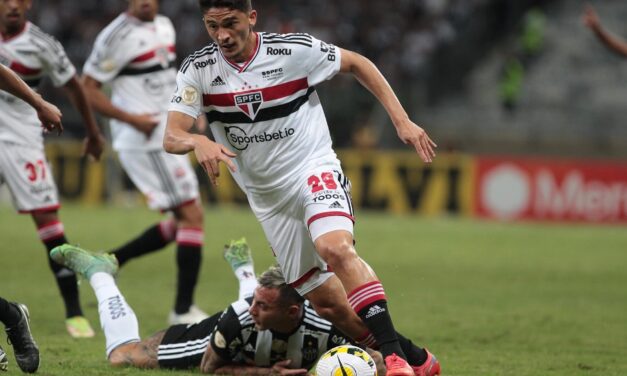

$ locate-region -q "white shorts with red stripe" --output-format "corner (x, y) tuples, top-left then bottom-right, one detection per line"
(117, 149), (199, 211)
(0, 141), (60, 213)
(259, 164), (354, 295)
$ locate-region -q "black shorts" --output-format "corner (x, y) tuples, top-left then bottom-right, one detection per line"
(157, 312), (221, 369)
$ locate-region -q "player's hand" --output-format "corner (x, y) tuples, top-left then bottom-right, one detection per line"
(35, 96), (63, 135)
(583, 4), (600, 29)
(193, 137), (237, 186)
(128, 113), (160, 138)
(366, 349), (387, 375)
(396, 119), (437, 163)
(82, 132), (106, 161)
(270, 359), (309, 375)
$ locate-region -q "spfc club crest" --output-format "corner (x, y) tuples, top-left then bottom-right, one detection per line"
(234, 91), (263, 120)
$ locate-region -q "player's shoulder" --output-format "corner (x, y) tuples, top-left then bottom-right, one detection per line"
(155, 14), (174, 29)
(179, 43), (220, 74)
(261, 32), (315, 49)
(94, 13), (134, 47)
(25, 22), (62, 47)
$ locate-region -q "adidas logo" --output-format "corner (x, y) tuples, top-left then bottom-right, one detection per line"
(365, 305), (386, 319)
(211, 76), (226, 86)
(328, 201), (344, 209)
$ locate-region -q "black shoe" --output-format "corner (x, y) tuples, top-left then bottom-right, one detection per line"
(5, 304), (39, 373)
(0, 344), (7, 371)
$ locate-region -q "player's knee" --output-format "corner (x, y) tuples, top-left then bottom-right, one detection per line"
(175, 202), (203, 227)
(318, 240), (359, 271)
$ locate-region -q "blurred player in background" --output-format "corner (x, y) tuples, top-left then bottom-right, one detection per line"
(0, 0), (106, 338)
(50, 240), (436, 375)
(0, 61), (57, 375)
(583, 4), (627, 57)
(81, 0), (208, 325)
(164, 1), (438, 375)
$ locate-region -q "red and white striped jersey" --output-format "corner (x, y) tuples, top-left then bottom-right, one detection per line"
(83, 13), (176, 151)
(0, 22), (75, 149)
(169, 32), (342, 217)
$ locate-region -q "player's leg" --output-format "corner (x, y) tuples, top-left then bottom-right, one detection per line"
(223, 238), (257, 300)
(170, 200), (206, 322)
(117, 150), (207, 324)
(0, 142), (92, 338)
(108, 330), (166, 368)
(108, 218), (177, 267)
(305, 168), (414, 375)
(395, 333), (440, 376)
(50, 244), (141, 361)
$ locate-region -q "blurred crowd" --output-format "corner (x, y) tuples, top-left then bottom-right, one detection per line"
(28, 0), (533, 146)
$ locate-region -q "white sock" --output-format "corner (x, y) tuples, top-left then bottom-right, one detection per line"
(234, 264), (258, 300)
(89, 272), (140, 357)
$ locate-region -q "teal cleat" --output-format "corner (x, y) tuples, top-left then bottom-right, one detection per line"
(50, 244), (118, 280)
(223, 237), (253, 272)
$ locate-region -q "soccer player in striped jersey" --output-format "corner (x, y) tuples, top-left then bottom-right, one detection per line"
(164, 1), (438, 375)
(81, 0), (208, 325)
(50, 241), (437, 375)
(1, 0), (106, 338)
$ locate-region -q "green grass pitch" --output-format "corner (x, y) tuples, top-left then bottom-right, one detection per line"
(1, 204), (626, 375)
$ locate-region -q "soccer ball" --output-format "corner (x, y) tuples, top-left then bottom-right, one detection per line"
(314, 345), (378, 376)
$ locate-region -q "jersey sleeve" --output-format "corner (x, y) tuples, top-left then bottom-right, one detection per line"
(168, 68), (203, 119)
(82, 31), (130, 83)
(37, 35), (76, 87)
(210, 306), (244, 361)
(305, 35), (341, 86)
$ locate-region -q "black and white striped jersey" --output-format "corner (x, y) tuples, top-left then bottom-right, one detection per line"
(0, 22), (75, 148)
(169, 32), (342, 220)
(211, 298), (351, 370)
(83, 13), (177, 151)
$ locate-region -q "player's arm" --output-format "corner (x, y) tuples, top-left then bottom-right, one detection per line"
(165, 111), (236, 186)
(583, 5), (627, 57)
(0, 64), (62, 133)
(62, 75), (106, 160)
(201, 345), (306, 375)
(214, 360), (308, 375)
(81, 74), (159, 137)
(338, 48), (436, 163)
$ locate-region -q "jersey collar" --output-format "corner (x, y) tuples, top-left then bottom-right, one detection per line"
(1, 21), (28, 42)
(220, 31), (260, 73)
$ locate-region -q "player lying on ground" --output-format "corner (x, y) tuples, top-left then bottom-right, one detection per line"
(50, 239), (439, 375)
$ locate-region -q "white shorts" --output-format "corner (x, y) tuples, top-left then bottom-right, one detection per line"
(117, 149), (199, 211)
(259, 165), (355, 295)
(0, 141), (60, 213)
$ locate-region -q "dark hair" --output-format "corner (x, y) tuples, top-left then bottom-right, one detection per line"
(258, 266), (305, 307)
(198, 0), (252, 12)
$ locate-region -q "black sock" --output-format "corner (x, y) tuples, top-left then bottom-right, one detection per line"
(110, 222), (173, 266)
(43, 235), (83, 318)
(174, 243), (202, 314)
(396, 331), (428, 366)
(0, 298), (20, 328)
(348, 281), (405, 359)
